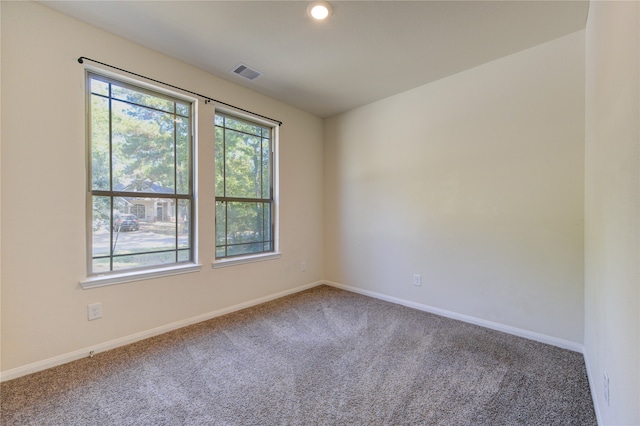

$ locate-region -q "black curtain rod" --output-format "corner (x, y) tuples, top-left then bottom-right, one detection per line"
(77, 56), (283, 126)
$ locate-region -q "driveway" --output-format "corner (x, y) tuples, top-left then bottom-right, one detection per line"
(93, 223), (189, 256)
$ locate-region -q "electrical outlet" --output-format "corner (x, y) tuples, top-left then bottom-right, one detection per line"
(603, 371), (610, 406)
(301, 261), (307, 272)
(88, 303), (102, 321)
(413, 274), (422, 286)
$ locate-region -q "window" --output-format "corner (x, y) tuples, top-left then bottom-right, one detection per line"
(131, 204), (145, 219)
(87, 72), (194, 276)
(215, 113), (275, 259)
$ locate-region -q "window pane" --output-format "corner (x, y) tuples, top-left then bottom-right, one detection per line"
(215, 201), (272, 258)
(92, 196), (111, 259)
(176, 116), (190, 194)
(111, 84), (175, 113)
(93, 258), (110, 274)
(111, 100), (175, 192)
(215, 114), (272, 200)
(262, 137), (271, 199)
(224, 116), (262, 137)
(110, 196), (176, 257)
(177, 199), (191, 249)
(176, 103), (189, 117)
(178, 249), (190, 262)
(91, 195), (189, 271)
(262, 202), (272, 243)
(215, 126), (225, 196)
(91, 95), (110, 191)
(90, 79), (109, 96)
(112, 252), (177, 272)
(216, 201), (227, 256)
(224, 130), (264, 198)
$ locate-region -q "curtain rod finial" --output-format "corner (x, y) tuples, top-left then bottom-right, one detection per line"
(77, 57), (84, 64)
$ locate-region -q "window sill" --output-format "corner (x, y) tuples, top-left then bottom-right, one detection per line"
(212, 252), (281, 269)
(81, 263), (202, 289)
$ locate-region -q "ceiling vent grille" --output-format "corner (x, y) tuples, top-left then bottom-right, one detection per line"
(231, 63), (262, 81)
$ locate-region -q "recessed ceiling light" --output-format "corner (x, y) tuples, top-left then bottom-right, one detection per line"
(308, 1), (332, 21)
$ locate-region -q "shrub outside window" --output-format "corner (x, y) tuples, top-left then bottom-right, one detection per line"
(87, 72), (194, 275)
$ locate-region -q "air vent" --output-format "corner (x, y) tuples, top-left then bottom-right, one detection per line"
(231, 63), (262, 81)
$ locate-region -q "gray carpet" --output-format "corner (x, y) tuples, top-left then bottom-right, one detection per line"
(1, 285), (596, 425)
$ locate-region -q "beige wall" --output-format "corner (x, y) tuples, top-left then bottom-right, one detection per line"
(324, 31), (586, 344)
(1, 2), (324, 373)
(584, 1), (640, 424)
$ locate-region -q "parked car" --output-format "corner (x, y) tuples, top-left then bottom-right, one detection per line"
(114, 214), (139, 231)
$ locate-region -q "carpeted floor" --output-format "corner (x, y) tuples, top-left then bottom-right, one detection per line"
(1, 285), (596, 425)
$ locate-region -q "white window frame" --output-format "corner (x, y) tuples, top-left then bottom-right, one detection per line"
(81, 66), (201, 289)
(212, 107), (280, 269)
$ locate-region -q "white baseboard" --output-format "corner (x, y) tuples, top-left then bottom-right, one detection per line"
(1, 280), (586, 383)
(582, 349), (604, 425)
(324, 281), (585, 353)
(0, 280), (324, 383)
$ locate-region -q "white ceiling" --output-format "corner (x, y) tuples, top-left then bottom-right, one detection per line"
(42, 1), (589, 118)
